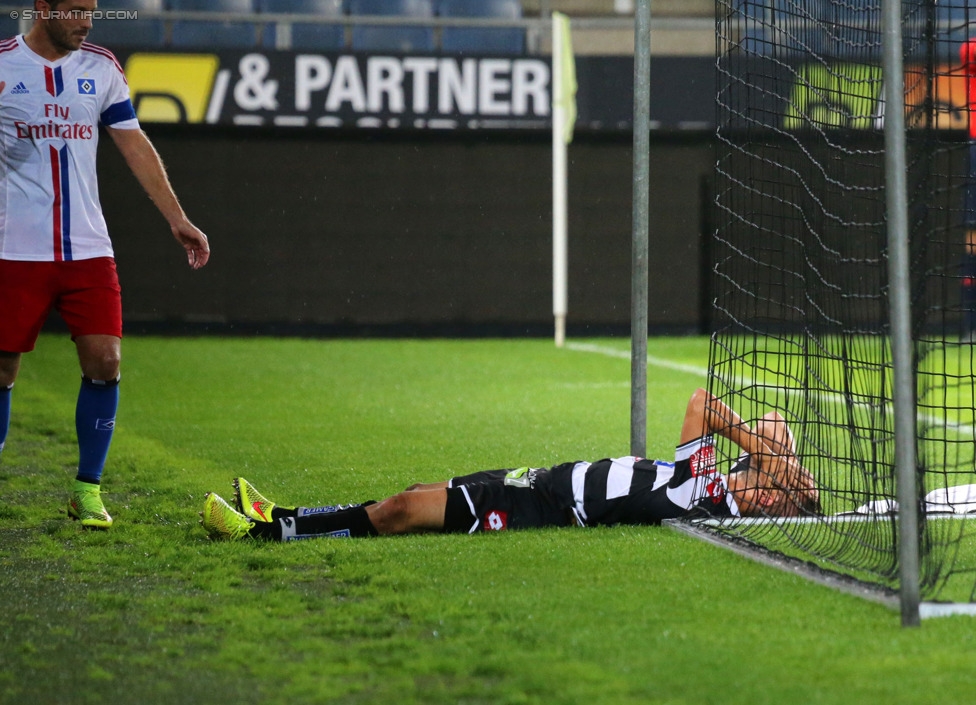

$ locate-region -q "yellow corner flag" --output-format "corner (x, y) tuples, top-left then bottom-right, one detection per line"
(552, 11), (577, 144)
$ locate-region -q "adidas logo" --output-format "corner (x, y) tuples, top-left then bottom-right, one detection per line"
(10, 82), (28, 94)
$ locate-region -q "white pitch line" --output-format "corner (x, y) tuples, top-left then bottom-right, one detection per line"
(564, 341), (976, 439)
(564, 342), (709, 378)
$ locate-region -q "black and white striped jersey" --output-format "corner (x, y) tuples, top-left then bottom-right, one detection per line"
(450, 435), (741, 528)
(539, 436), (740, 526)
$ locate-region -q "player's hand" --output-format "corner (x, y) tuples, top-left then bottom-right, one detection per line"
(171, 219), (210, 270)
(0, 81), (5, 95)
(759, 451), (811, 494)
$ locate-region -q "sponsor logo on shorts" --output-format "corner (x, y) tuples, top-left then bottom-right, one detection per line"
(484, 510), (508, 531)
(705, 479), (725, 504)
(504, 467), (536, 489)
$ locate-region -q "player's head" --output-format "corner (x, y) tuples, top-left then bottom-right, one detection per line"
(727, 457), (821, 518)
(32, 0), (95, 53)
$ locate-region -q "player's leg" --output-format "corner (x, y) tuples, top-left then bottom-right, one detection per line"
(0, 352), (20, 455)
(63, 259), (123, 489)
(0, 352), (20, 386)
(204, 488), (446, 540)
(264, 489), (444, 539)
(73, 334), (121, 486)
(203, 476), (560, 540)
(67, 335), (120, 528)
(267, 477), (550, 537)
(0, 259), (58, 458)
(59, 258), (123, 529)
(76, 333), (121, 381)
(234, 474), (476, 521)
(366, 489), (447, 534)
(234, 476), (368, 524)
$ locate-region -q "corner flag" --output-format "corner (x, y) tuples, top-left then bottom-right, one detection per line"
(552, 11), (577, 346)
(552, 11), (577, 144)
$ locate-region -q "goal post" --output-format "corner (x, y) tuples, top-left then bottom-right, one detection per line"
(708, 0), (976, 619)
(881, 0), (921, 627)
(631, 0), (651, 457)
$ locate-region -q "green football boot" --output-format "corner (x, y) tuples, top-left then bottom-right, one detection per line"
(233, 477), (292, 523)
(67, 481), (113, 529)
(201, 492), (254, 541)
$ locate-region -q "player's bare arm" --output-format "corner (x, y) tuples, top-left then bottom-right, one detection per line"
(680, 388), (818, 515)
(678, 388), (769, 455)
(107, 126), (210, 270)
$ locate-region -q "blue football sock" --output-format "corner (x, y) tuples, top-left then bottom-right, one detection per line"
(0, 384), (11, 455)
(75, 375), (120, 485)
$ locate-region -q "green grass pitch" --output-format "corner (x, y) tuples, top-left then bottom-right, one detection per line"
(2, 334), (976, 704)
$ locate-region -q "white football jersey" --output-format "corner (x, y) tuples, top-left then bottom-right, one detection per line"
(0, 35), (139, 261)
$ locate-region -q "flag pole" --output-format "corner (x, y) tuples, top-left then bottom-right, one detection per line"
(552, 12), (575, 347)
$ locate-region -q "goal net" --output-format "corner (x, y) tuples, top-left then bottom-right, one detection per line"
(709, 0), (976, 602)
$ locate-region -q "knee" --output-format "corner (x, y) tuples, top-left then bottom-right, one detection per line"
(368, 492), (413, 535)
(79, 343), (121, 382)
(0, 353), (20, 387)
(94, 354), (121, 381)
(86, 362), (121, 383)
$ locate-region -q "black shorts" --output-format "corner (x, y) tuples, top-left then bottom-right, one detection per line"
(443, 468), (576, 533)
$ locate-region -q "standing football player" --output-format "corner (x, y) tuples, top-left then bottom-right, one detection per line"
(0, 0), (210, 527)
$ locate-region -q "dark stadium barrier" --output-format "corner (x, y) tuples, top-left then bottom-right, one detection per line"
(79, 47), (967, 336)
(98, 128), (714, 336)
